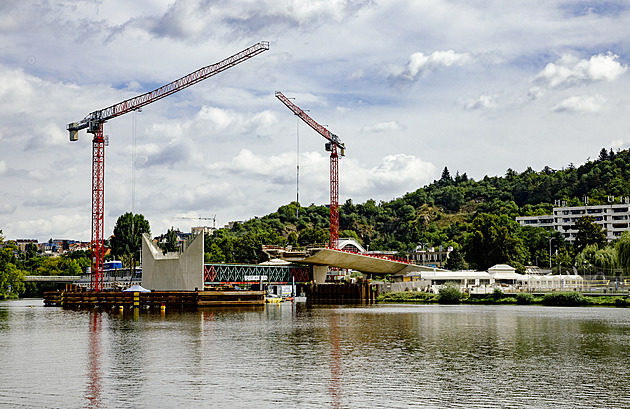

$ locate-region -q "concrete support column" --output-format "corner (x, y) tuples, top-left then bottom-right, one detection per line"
(313, 265), (328, 284)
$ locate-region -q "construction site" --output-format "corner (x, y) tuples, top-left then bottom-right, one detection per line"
(43, 41), (442, 309)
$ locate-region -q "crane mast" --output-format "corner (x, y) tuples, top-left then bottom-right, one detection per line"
(68, 42), (269, 291)
(275, 91), (345, 249)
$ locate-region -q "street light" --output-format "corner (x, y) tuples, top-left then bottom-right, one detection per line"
(548, 237), (555, 268)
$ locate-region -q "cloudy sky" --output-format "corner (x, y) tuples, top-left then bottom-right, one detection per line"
(1, 0), (630, 242)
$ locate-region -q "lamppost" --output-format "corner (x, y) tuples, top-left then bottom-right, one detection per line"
(548, 237), (555, 269)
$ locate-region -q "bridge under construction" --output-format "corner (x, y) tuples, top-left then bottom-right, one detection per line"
(262, 246), (444, 283)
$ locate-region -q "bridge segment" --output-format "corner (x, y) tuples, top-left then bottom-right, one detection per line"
(266, 247), (446, 283)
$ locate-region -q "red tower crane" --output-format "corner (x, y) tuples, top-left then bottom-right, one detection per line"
(275, 91), (346, 249)
(68, 42), (269, 291)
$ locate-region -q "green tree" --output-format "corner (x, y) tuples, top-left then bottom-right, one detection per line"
(110, 213), (151, 267)
(205, 242), (225, 263)
(439, 167), (452, 185)
(445, 248), (467, 270)
(573, 216), (607, 253)
(463, 213), (526, 271)
(64, 250), (91, 272)
(434, 185), (465, 212)
(616, 232), (630, 274)
(35, 257), (82, 276)
(161, 228), (179, 254)
(298, 227), (329, 247)
(287, 231), (298, 247)
(0, 247), (25, 299)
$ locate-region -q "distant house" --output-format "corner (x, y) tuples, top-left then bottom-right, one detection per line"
(16, 239), (38, 253)
(488, 264), (522, 286)
(407, 245), (452, 268)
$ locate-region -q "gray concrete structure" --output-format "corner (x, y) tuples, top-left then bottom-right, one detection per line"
(142, 233), (204, 291)
(283, 248), (445, 276)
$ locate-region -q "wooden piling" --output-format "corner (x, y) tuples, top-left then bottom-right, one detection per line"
(303, 283), (377, 302)
(43, 289), (265, 309)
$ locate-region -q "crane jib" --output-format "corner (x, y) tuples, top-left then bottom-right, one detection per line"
(67, 41), (269, 138)
(274, 91), (345, 152)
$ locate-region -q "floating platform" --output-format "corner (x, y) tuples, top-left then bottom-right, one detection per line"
(44, 289), (265, 309)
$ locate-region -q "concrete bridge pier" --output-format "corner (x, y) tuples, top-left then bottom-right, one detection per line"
(313, 265), (328, 284)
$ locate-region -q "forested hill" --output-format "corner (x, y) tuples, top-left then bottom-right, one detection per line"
(205, 148), (630, 268)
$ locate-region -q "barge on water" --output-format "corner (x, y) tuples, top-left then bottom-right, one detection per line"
(44, 287), (265, 309)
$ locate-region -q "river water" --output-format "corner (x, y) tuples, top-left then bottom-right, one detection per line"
(1, 299), (629, 408)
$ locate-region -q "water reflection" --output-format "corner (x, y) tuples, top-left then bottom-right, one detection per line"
(2, 301), (630, 408)
(85, 312), (103, 409)
(328, 312), (343, 409)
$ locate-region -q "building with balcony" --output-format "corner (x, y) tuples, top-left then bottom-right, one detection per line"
(516, 201), (630, 243)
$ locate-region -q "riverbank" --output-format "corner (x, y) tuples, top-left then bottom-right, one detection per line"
(377, 290), (630, 307)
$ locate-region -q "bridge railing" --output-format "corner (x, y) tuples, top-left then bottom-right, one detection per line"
(326, 247), (413, 265)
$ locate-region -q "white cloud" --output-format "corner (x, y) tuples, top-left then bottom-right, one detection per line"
(206, 149), (327, 185)
(462, 95), (498, 110)
(610, 138), (630, 150)
(202, 149), (436, 206)
(551, 95), (607, 113)
(535, 52), (627, 89)
(527, 86), (546, 100)
(360, 121), (405, 133)
(392, 50), (474, 82)
(343, 154), (437, 199)
(11, 214), (89, 241)
(146, 0), (373, 41)
(148, 106), (278, 141)
(135, 138), (202, 168)
(0, 203), (16, 215)
(0, 160), (6, 175)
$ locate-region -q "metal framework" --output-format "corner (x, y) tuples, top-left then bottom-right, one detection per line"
(275, 91), (345, 249)
(68, 42), (269, 291)
(204, 264), (311, 284)
(91, 123), (105, 291)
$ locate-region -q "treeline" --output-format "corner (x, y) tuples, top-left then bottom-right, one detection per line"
(0, 232), (91, 299)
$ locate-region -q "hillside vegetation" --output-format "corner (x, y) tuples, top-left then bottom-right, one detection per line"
(204, 148), (630, 275)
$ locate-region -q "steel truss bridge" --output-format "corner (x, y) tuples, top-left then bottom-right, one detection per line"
(204, 263), (311, 285)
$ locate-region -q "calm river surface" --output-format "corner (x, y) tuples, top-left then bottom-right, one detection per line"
(1, 299), (630, 408)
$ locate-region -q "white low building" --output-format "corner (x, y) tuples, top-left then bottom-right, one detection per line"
(393, 263), (585, 293)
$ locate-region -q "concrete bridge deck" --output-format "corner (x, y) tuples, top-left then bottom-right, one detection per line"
(268, 247), (445, 275)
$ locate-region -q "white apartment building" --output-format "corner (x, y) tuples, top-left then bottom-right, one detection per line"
(516, 200), (630, 243)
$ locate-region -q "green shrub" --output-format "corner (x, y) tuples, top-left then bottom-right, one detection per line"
(377, 291), (435, 303)
(542, 292), (588, 306)
(499, 297), (517, 304)
(491, 288), (504, 301)
(515, 292), (534, 305)
(437, 282), (463, 304)
(614, 297), (630, 307)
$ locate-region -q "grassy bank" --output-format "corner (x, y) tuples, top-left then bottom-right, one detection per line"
(377, 290), (630, 307)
